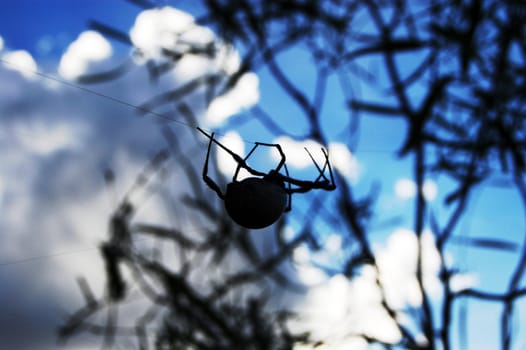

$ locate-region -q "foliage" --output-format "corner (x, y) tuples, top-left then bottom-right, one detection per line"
(60, 1), (526, 349)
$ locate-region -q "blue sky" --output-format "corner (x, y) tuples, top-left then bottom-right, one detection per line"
(0, 1), (136, 58)
(0, 1), (525, 349)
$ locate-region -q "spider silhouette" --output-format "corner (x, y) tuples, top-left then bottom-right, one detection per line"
(197, 128), (336, 229)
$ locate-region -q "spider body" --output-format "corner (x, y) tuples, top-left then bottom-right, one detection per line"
(197, 128), (336, 229)
(225, 176), (288, 229)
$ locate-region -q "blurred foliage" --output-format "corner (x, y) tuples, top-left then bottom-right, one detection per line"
(60, 1), (526, 349)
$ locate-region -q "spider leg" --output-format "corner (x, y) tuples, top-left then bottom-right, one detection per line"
(197, 127), (266, 178)
(280, 148), (336, 193)
(286, 185), (318, 194)
(320, 148), (336, 190)
(201, 130), (225, 199)
(283, 162), (292, 212)
(233, 142), (286, 180)
(248, 142), (286, 172)
(233, 143), (259, 181)
(260, 142), (286, 173)
(305, 147), (336, 189)
(304, 147), (329, 182)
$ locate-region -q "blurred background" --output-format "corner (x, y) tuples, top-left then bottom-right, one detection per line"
(0, 1), (525, 349)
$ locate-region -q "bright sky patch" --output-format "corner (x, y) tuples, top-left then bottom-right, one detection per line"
(2, 50), (37, 79)
(395, 178), (438, 201)
(205, 72), (260, 126)
(58, 30), (112, 79)
(13, 120), (84, 156)
(130, 6), (196, 58)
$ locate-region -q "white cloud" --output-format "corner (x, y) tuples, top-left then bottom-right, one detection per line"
(0, 35), (4, 51)
(172, 54), (215, 82)
(328, 142), (360, 182)
(375, 228), (442, 308)
(293, 244), (311, 264)
(394, 178), (417, 199)
(296, 264), (329, 285)
(292, 228), (444, 349)
(214, 44), (241, 75)
(130, 6), (196, 58)
(423, 179), (438, 201)
(129, 6), (259, 126)
(394, 178), (438, 201)
(13, 119), (85, 156)
(292, 271), (402, 348)
(205, 72), (260, 126)
(0, 175), (4, 211)
(449, 272), (478, 292)
(58, 30), (112, 79)
(129, 5), (218, 83)
(2, 50), (38, 79)
(325, 234), (342, 253)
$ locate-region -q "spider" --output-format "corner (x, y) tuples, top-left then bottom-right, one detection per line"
(197, 127), (336, 229)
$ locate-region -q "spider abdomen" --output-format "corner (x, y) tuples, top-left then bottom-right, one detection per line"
(224, 177), (288, 229)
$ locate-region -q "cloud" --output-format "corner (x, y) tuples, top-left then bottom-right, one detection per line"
(328, 142), (360, 183)
(325, 233), (342, 253)
(292, 270), (402, 348)
(375, 228), (442, 308)
(292, 234), (346, 287)
(1, 50), (38, 79)
(128, 6), (259, 126)
(12, 119), (85, 155)
(422, 179), (437, 201)
(0, 175), (4, 213)
(394, 178), (416, 199)
(205, 72), (260, 126)
(449, 273), (478, 292)
(130, 6), (197, 58)
(58, 30), (112, 79)
(394, 178), (438, 201)
(293, 244), (329, 285)
(0, 35), (4, 51)
(291, 228), (444, 349)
